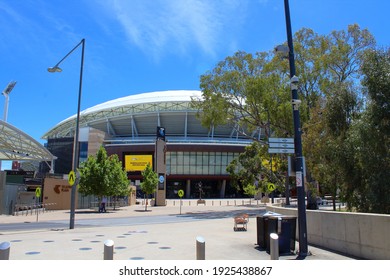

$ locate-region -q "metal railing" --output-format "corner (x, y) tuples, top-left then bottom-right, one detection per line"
(13, 203), (57, 216)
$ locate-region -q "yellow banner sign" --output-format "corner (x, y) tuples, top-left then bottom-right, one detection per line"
(125, 155), (153, 171)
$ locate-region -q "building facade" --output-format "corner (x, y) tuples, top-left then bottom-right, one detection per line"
(43, 90), (260, 199)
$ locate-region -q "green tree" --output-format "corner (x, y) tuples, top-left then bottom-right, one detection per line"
(303, 113), (345, 210)
(300, 26), (380, 212)
(226, 142), (286, 198)
(324, 24), (375, 83)
(196, 24), (380, 213)
(78, 146), (129, 211)
(140, 163), (158, 211)
(243, 183), (260, 203)
(341, 47), (390, 214)
(106, 153), (131, 209)
(193, 51), (293, 140)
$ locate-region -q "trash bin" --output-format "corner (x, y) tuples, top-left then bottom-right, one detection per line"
(256, 211), (282, 250)
(266, 215), (297, 255)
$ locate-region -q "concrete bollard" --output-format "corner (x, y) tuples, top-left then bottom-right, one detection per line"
(196, 236), (205, 260)
(104, 239), (114, 260)
(0, 242), (11, 260)
(270, 233), (279, 260)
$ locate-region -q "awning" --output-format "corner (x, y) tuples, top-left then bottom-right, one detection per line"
(0, 120), (56, 162)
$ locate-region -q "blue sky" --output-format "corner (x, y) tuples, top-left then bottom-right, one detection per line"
(0, 0), (389, 148)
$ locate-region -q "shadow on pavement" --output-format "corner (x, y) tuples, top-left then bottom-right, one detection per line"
(175, 208), (267, 220)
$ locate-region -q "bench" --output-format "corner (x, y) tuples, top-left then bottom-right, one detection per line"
(233, 214), (249, 231)
(197, 199), (206, 205)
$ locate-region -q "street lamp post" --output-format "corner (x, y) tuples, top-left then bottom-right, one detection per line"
(48, 38), (85, 229)
(1, 81), (17, 171)
(283, 0), (308, 256)
(2, 81), (17, 122)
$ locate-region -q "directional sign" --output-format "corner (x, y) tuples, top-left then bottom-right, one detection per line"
(268, 138), (295, 154)
(268, 148), (295, 154)
(267, 183), (276, 192)
(269, 137), (294, 143)
(68, 171), (76, 186)
(269, 142), (295, 149)
(178, 189), (184, 198)
(35, 187), (41, 198)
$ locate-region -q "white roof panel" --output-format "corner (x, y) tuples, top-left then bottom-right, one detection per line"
(0, 120), (56, 161)
(42, 90), (203, 139)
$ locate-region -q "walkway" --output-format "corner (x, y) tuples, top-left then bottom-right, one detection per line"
(0, 201), (356, 260)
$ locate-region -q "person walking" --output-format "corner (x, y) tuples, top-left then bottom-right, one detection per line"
(100, 196), (107, 213)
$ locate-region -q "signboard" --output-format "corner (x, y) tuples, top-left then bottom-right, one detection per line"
(269, 142), (295, 149)
(267, 183), (276, 192)
(157, 126), (166, 141)
(35, 187), (41, 198)
(125, 155), (153, 172)
(6, 170), (35, 177)
(68, 171), (76, 186)
(268, 138), (295, 154)
(269, 138), (294, 143)
(159, 175), (165, 184)
(268, 148), (295, 154)
(288, 156), (307, 177)
(178, 189), (184, 215)
(296, 171), (303, 187)
(158, 173), (165, 190)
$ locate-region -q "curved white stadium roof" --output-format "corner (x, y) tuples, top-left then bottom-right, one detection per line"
(82, 90), (203, 115)
(42, 90), (254, 143)
(0, 120), (56, 161)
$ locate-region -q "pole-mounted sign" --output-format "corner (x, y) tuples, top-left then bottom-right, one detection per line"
(178, 189), (184, 215)
(68, 171), (76, 186)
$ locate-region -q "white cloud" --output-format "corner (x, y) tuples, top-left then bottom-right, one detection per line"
(96, 0), (248, 60)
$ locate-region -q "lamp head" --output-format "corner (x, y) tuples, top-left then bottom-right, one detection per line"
(2, 81), (17, 96)
(274, 44), (289, 59)
(47, 66), (62, 73)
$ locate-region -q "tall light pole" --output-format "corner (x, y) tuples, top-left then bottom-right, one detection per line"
(1, 81), (17, 171)
(2, 81), (17, 122)
(48, 38), (85, 229)
(283, 0), (308, 256)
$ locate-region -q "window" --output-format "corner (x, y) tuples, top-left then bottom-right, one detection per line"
(165, 151), (239, 175)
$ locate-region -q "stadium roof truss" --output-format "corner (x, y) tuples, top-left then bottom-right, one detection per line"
(0, 120), (56, 163)
(41, 90), (265, 144)
(42, 100), (198, 139)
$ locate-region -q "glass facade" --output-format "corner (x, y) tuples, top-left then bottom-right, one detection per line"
(166, 151), (239, 175)
(79, 142), (89, 164)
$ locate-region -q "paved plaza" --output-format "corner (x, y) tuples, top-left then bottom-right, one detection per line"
(0, 201), (356, 260)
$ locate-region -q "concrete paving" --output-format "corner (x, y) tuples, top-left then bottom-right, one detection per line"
(0, 201), (356, 260)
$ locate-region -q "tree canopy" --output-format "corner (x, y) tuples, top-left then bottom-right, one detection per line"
(195, 24), (389, 214)
(140, 163), (158, 211)
(340, 47), (390, 213)
(78, 146), (130, 202)
(226, 141), (286, 196)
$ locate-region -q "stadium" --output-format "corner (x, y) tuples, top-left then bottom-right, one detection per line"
(43, 90), (259, 199)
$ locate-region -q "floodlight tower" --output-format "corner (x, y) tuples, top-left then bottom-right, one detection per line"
(1, 81), (16, 171)
(2, 81), (17, 121)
